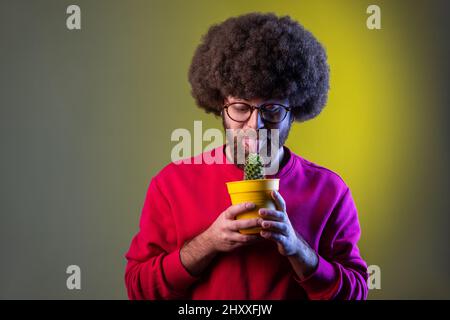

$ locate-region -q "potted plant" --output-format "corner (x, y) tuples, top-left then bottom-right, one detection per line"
(226, 153), (280, 234)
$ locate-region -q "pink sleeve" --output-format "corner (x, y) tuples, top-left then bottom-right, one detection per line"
(124, 177), (200, 300)
(294, 188), (368, 300)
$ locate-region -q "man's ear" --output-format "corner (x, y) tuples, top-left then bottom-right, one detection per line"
(223, 96), (229, 105)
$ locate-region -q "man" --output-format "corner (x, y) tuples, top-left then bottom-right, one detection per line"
(125, 13), (368, 300)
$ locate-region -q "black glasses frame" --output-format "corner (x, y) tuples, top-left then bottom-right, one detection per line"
(222, 102), (292, 124)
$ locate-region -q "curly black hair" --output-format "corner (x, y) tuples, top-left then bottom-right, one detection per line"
(188, 12), (330, 122)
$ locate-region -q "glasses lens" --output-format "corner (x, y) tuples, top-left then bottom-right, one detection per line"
(227, 103), (252, 122)
(261, 104), (287, 123)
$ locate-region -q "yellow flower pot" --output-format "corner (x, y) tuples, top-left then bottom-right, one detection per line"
(226, 179), (280, 234)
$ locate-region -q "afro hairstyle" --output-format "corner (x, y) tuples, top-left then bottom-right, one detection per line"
(188, 12), (330, 122)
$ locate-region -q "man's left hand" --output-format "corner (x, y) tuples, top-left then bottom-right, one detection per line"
(258, 190), (303, 256)
(258, 190), (319, 279)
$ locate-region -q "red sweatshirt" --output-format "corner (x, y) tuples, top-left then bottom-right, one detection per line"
(125, 144), (368, 299)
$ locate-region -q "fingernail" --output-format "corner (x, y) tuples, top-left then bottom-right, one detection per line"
(259, 209), (265, 215)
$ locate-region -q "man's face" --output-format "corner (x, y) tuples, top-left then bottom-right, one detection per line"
(222, 96), (294, 169)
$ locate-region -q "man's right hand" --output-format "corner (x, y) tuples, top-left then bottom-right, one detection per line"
(204, 202), (262, 253)
(179, 202), (262, 277)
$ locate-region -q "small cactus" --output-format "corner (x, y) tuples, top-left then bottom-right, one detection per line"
(244, 153), (264, 180)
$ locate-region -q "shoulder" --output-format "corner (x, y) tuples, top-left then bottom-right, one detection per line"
(290, 150), (350, 196)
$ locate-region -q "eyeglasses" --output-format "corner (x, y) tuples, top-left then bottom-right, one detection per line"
(223, 102), (292, 124)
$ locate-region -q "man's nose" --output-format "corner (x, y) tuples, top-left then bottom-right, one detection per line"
(246, 109), (264, 129)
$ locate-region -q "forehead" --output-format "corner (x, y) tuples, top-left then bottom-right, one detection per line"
(225, 96), (288, 105)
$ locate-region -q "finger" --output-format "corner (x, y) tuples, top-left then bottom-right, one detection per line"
(260, 230), (285, 243)
(230, 218), (262, 231)
(259, 208), (285, 222)
(229, 233), (260, 243)
(225, 202), (255, 219)
(271, 190), (286, 212)
(260, 220), (288, 236)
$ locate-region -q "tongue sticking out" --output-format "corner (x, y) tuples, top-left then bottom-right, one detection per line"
(245, 136), (259, 154)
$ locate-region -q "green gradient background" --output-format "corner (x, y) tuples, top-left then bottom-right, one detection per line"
(1, 0), (449, 299)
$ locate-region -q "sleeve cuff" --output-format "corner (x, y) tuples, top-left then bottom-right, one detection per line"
(162, 248), (201, 292)
(293, 255), (340, 299)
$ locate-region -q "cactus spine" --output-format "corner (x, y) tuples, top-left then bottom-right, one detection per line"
(244, 153), (264, 180)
